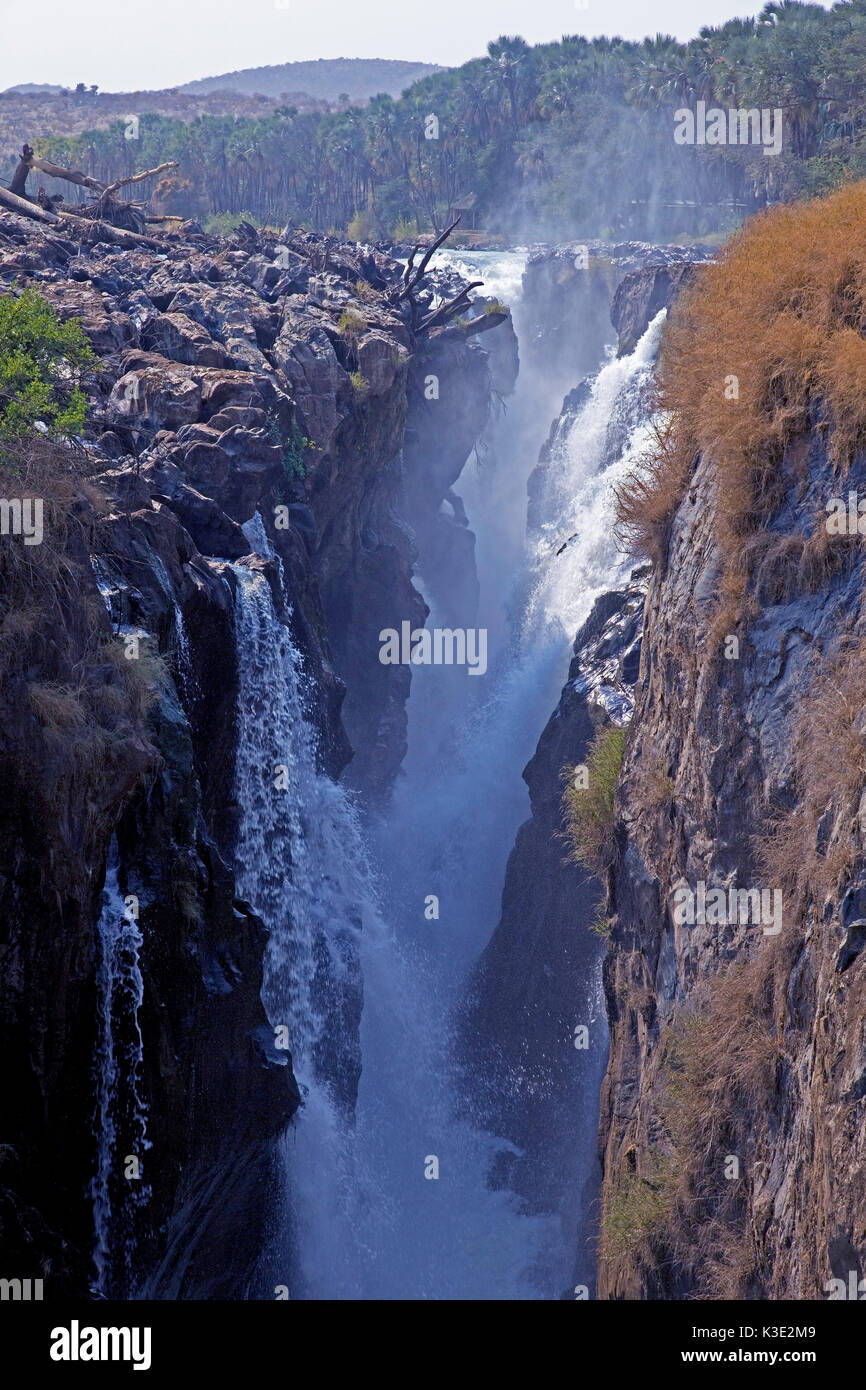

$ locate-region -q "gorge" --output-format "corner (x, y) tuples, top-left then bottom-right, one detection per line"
(3, 174), (866, 1309)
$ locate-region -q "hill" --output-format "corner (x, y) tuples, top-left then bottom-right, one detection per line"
(178, 57), (444, 101)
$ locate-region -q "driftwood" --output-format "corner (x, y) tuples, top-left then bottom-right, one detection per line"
(395, 216), (498, 340)
(0, 184), (172, 248)
(430, 311), (509, 341)
(394, 214), (508, 341)
(9, 145), (35, 197)
(101, 162), (178, 197)
(55, 207), (169, 248)
(0, 182), (60, 223)
(4, 145), (178, 239)
(29, 154), (104, 192)
(417, 280), (483, 334)
(400, 216), (461, 301)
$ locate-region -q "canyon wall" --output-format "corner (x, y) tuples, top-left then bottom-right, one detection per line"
(596, 200), (866, 1299)
(0, 210), (502, 1294)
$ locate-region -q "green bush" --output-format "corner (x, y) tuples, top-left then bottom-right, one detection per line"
(564, 724), (626, 878)
(0, 289), (92, 442)
(202, 210), (259, 237)
(337, 308), (367, 343)
(602, 1162), (673, 1261)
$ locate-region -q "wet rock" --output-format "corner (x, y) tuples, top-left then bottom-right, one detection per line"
(611, 261), (701, 356)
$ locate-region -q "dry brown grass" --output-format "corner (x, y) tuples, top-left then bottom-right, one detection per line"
(0, 435), (160, 800)
(616, 180), (866, 576)
(756, 637), (866, 905)
(644, 945), (790, 1298)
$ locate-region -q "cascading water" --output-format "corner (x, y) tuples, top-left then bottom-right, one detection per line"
(91, 848), (150, 1297)
(526, 308), (666, 638)
(230, 262), (665, 1299)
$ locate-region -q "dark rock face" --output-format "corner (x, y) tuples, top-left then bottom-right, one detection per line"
(521, 242), (710, 396)
(0, 210), (499, 1294)
(0, 479), (297, 1298)
(611, 261), (701, 357)
(464, 576), (646, 1292)
(597, 421), (866, 1300)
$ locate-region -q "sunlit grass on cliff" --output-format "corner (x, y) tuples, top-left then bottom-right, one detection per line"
(615, 179), (866, 571)
(563, 724), (626, 881)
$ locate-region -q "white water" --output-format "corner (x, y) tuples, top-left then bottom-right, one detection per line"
(229, 262), (664, 1299)
(526, 309), (665, 639)
(91, 848), (150, 1296)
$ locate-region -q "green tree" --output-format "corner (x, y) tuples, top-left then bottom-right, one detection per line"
(0, 290), (93, 442)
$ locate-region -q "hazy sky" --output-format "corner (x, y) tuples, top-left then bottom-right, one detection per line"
(0, 0), (835, 92)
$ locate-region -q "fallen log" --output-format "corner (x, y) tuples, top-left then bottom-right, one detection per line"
(417, 280), (483, 334)
(56, 207), (168, 248)
(430, 311), (509, 341)
(0, 183), (59, 223)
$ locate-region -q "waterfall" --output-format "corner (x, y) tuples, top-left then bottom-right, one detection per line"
(232, 562), (368, 1077)
(229, 271), (664, 1299)
(526, 308), (666, 639)
(91, 848), (150, 1297)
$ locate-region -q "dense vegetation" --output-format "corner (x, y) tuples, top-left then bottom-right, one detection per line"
(0, 289), (92, 442)
(26, 1), (866, 241)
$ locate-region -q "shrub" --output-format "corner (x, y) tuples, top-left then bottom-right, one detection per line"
(602, 1160), (673, 1261)
(392, 217), (421, 242)
(563, 724), (626, 878)
(337, 308), (367, 343)
(203, 210), (259, 237)
(0, 288), (92, 443)
(346, 209), (378, 242)
(349, 370), (370, 399)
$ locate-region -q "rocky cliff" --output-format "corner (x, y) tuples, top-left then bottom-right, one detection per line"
(521, 242), (710, 398)
(596, 186), (866, 1300)
(0, 209), (503, 1295)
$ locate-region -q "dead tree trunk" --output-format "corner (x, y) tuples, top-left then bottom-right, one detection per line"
(9, 144), (34, 197)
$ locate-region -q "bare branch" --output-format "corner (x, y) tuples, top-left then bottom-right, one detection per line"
(101, 162), (179, 197)
(399, 216), (461, 300)
(29, 154), (105, 192)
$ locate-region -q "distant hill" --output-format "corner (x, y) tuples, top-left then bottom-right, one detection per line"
(179, 57), (444, 102)
(4, 83), (66, 94)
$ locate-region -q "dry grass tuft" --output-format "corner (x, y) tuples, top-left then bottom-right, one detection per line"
(756, 637), (866, 904)
(616, 180), (866, 579)
(562, 724), (626, 880)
